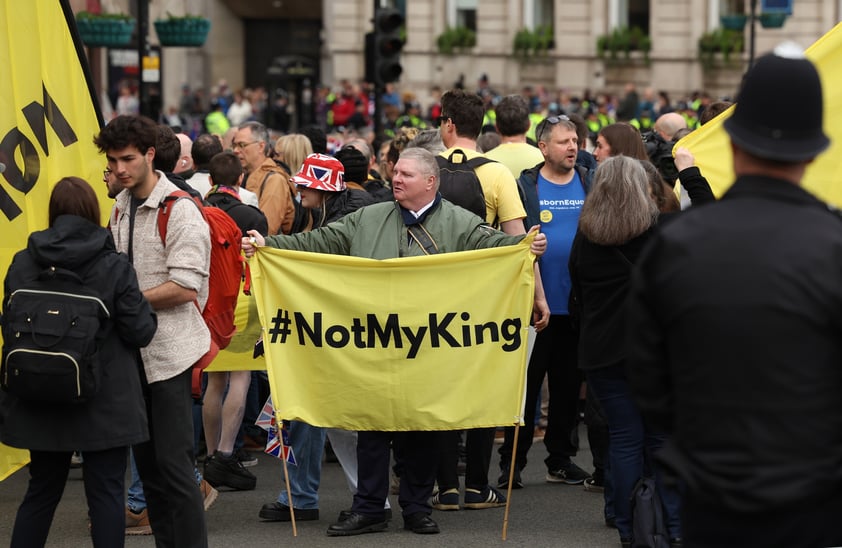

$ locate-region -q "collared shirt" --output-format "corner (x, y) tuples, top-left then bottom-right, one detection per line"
(111, 171), (211, 383)
(408, 197), (437, 219)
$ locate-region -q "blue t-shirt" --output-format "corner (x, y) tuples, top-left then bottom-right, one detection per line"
(537, 171), (585, 314)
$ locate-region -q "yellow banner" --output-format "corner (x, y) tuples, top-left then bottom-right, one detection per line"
(250, 242), (535, 431)
(679, 22), (842, 206)
(0, 0), (107, 480)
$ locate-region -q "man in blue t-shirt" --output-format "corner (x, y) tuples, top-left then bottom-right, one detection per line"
(498, 115), (592, 489)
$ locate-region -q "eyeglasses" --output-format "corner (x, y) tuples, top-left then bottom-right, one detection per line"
(102, 169), (112, 183)
(436, 115), (450, 127)
(537, 115), (571, 142)
(232, 141), (260, 151)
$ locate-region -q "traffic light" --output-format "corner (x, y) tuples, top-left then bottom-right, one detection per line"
(370, 7), (404, 86)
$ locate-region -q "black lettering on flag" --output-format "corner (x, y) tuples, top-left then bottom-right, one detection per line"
(22, 84), (78, 156)
(295, 311), (322, 346)
(367, 313), (402, 348)
(428, 312), (459, 348)
(401, 325), (428, 359)
(0, 129), (39, 221)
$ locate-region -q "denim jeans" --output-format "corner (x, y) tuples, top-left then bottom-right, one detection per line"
(127, 449), (146, 512)
(587, 365), (681, 540)
(276, 421), (326, 510)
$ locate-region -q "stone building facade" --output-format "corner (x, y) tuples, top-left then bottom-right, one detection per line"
(71, 0), (841, 118)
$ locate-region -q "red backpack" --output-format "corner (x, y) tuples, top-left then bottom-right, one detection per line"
(157, 190), (247, 398)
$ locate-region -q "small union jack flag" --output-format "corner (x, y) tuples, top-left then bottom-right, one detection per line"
(265, 424), (296, 465)
(255, 396), (276, 431)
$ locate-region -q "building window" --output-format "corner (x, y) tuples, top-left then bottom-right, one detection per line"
(525, 0), (554, 29)
(721, 0), (746, 14)
(629, 0), (650, 34)
(448, 0), (477, 31)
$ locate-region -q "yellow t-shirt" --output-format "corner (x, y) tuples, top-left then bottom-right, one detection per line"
(484, 142), (545, 181)
(440, 147), (527, 226)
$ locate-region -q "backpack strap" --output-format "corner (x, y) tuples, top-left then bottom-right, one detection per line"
(465, 156), (496, 170)
(157, 190), (203, 246)
(407, 224), (439, 255)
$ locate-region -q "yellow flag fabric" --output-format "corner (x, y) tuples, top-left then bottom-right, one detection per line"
(205, 283), (266, 372)
(0, 0), (106, 480)
(250, 241), (536, 431)
(678, 22), (842, 206)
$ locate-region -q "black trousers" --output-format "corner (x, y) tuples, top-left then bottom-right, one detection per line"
(11, 446), (128, 548)
(133, 368), (208, 548)
(437, 428), (495, 491)
(352, 430), (440, 519)
(498, 315), (581, 471)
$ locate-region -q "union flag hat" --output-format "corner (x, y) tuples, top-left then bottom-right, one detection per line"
(291, 153), (346, 192)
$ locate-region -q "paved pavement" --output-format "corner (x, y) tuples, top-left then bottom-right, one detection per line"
(0, 426), (619, 547)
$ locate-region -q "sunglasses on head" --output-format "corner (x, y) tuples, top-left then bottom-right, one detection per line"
(537, 115), (571, 141)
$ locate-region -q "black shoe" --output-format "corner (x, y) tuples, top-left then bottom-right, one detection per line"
(338, 508), (392, 522)
(235, 447), (258, 468)
(546, 460), (590, 485)
(326, 512), (388, 536)
(258, 502), (319, 522)
(670, 537), (683, 548)
(403, 512), (439, 534)
(497, 466), (524, 489)
(203, 451), (256, 490)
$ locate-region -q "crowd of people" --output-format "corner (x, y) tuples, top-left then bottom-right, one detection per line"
(3, 43), (842, 548)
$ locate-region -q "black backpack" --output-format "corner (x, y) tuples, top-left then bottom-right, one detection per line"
(1, 265), (110, 404)
(435, 149), (494, 220)
(630, 476), (671, 548)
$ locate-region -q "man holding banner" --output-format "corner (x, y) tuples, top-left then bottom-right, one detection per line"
(628, 46), (842, 547)
(242, 147), (546, 537)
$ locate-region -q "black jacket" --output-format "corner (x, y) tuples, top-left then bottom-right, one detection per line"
(569, 228), (653, 371)
(312, 188), (377, 228)
(0, 216), (157, 452)
(627, 176), (842, 513)
(206, 188), (269, 236)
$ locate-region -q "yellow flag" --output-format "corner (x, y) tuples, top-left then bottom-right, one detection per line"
(679, 22), (842, 206)
(205, 282), (266, 372)
(250, 241), (535, 431)
(0, 0), (106, 479)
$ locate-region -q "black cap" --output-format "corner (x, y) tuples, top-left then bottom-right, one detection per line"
(724, 44), (830, 162)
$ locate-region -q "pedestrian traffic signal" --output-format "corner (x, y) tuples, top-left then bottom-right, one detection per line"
(372, 7), (404, 86)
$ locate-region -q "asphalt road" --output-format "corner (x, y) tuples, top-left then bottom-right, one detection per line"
(0, 426), (619, 547)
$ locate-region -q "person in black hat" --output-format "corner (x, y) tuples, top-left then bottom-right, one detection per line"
(626, 44), (842, 548)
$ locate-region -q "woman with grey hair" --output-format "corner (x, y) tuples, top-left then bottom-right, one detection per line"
(568, 155), (683, 547)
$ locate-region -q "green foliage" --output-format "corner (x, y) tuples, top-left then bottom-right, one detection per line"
(596, 26), (651, 63)
(436, 26), (476, 55)
(698, 28), (744, 69)
(160, 12), (207, 21)
(512, 26), (554, 60)
(76, 11), (132, 21)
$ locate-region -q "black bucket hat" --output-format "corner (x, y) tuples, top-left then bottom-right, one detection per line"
(724, 43), (830, 162)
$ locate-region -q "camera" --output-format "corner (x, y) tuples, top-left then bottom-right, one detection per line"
(642, 130), (678, 182)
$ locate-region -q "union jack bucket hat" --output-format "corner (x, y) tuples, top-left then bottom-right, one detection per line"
(291, 153), (346, 192)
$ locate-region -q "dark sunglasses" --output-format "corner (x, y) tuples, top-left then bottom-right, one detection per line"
(436, 115), (450, 127)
